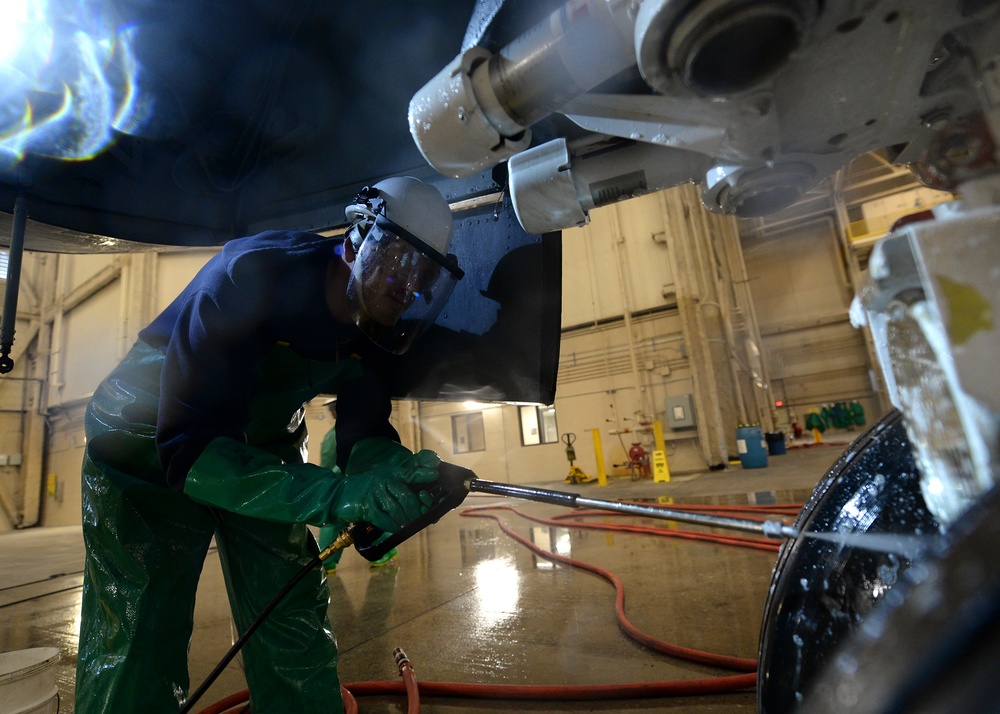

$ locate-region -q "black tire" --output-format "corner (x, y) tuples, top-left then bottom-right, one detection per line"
(757, 409), (940, 713)
(799, 480), (1000, 713)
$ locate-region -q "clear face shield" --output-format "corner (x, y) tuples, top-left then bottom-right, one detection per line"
(347, 216), (464, 354)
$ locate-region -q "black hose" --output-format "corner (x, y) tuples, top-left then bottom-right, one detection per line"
(179, 554), (322, 714)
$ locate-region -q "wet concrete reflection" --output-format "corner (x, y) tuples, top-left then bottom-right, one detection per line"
(471, 558), (521, 628)
(529, 526), (574, 569)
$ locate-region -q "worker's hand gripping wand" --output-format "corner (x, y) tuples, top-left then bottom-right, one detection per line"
(344, 461), (478, 561)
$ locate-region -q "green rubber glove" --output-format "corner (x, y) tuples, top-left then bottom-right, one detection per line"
(346, 437), (441, 480)
(183, 436), (438, 534)
(341, 437), (441, 530)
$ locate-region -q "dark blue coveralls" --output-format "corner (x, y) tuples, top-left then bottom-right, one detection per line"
(76, 230), (405, 713)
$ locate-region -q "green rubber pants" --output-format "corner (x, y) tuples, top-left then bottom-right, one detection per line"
(75, 341), (342, 713)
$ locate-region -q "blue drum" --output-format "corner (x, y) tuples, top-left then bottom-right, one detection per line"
(736, 424), (768, 468)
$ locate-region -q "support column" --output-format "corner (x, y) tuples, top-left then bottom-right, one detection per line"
(657, 186), (774, 467)
(718, 215), (776, 431)
(830, 173), (892, 414)
(659, 186), (746, 468)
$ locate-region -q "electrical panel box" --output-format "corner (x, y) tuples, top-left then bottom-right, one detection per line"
(665, 394), (696, 429)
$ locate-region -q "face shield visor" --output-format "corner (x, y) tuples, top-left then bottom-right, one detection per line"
(347, 216), (464, 354)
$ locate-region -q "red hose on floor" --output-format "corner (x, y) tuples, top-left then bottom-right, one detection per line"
(393, 648), (420, 714)
(345, 673), (757, 699)
(199, 673), (757, 714)
(200, 685), (357, 714)
(198, 499), (794, 713)
(342, 685), (358, 714)
(194, 690), (248, 714)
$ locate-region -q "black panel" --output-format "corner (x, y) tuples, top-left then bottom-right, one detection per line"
(0, 0), (590, 251)
(382, 201), (562, 404)
(800, 483), (1000, 714)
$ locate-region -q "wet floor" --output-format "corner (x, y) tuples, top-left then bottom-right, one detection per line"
(0, 444), (848, 713)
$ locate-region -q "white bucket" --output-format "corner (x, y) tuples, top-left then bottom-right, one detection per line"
(0, 647), (60, 714)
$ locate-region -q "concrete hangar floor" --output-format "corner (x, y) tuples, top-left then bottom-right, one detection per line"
(1, 444), (848, 713)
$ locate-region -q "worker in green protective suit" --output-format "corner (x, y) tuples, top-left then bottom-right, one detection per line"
(75, 177), (464, 714)
(317, 399), (398, 572)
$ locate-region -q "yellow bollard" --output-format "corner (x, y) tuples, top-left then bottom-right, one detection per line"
(592, 428), (608, 486)
(653, 420), (666, 454)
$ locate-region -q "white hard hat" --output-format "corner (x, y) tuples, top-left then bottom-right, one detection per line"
(346, 176), (454, 254)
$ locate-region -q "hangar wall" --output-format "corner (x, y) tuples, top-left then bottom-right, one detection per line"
(742, 219), (877, 424)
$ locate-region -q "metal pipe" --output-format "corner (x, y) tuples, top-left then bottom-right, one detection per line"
(481, 0), (636, 129)
(0, 194), (28, 373)
(408, 0), (637, 179)
(467, 479), (798, 540)
(610, 207), (650, 418)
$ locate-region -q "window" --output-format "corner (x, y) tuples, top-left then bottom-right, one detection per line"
(452, 412), (486, 453)
(519, 405), (559, 446)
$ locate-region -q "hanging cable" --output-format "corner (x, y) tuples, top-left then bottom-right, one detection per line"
(183, 530), (354, 713)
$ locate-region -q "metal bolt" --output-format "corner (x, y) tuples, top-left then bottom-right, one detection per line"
(921, 108), (951, 131)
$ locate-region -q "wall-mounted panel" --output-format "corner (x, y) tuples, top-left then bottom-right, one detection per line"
(666, 394), (696, 428)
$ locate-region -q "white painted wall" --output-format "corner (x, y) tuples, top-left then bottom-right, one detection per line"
(561, 194), (676, 327)
(60, 283), (120, 403)
(156, 250), (219, 311)
(37, 249), (220, 527)
(39, 407), (87, 527)
(741, 217), (879, 429)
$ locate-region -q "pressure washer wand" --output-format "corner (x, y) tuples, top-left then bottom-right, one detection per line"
(467, 480), (799, 540)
